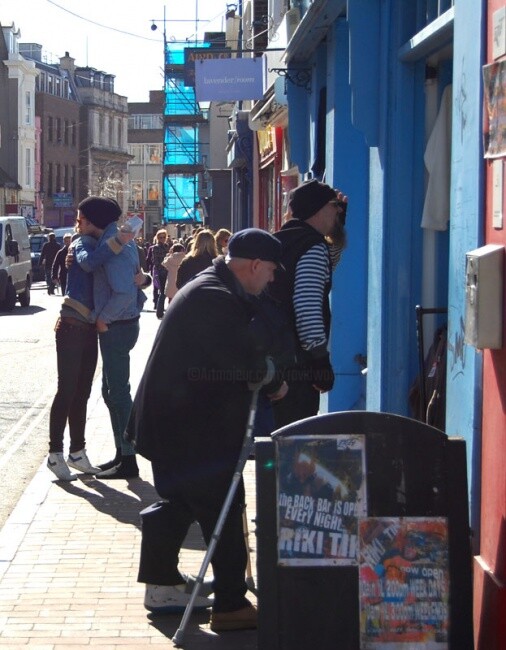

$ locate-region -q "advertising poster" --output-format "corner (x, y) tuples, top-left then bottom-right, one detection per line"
(359, 517), (450, 649)
(483, 60), (506, 158)
(276, 435), (367, 566)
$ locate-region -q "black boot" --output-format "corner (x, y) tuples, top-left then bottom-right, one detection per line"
(95, 454), (139, 479)
(97, 447), (121, 472)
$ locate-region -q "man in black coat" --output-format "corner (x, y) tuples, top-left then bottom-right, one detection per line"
(128, 228), (287, 631)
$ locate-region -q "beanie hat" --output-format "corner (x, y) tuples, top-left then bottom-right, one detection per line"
(78, 196), (122, 229)
(289, 179), (337, 221)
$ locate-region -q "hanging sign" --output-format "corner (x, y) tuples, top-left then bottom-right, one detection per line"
(184, 47), (231, 87)
(276, 435), (367, 567)
(195, 57), (265, 102)
(359, 517), (450, 648)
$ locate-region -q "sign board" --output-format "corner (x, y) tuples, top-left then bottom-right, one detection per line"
(195, 57), (265, 102)
(53, 192), (73, 207)
(276, 435), (367, 566)
(184, 47), (231, 87)
(359, 517), (450, 648)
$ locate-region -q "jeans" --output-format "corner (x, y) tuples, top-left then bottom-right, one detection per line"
(138, 464), (249, 613)
(45, 268), (56, 294)
(99, 319), (139, 456)
(49, 318), (98, 453)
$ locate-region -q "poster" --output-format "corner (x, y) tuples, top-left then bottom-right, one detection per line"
(359, 517), (450, 649)
(483, 60), (506, 158)
(276, 435), (367, 566)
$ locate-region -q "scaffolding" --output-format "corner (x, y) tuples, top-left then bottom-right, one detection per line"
(163, 43), (207, 224)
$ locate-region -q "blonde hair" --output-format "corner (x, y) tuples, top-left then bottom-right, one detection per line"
(187, 229), (217, 258)
(215, 228), (232, 253)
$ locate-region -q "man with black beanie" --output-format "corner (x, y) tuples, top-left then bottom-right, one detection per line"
(269, 179), (348, 428)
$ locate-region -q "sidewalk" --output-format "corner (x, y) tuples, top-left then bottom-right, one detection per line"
(0, 309), (259, 649)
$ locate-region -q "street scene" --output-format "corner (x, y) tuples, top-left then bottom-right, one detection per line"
(0, 0), (505, 648)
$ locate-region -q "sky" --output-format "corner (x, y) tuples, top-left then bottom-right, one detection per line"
(0, 0), (231, 101)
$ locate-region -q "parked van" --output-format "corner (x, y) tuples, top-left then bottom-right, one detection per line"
(0, 216), (32, 311)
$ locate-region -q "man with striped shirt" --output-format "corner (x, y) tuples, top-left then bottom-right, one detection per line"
(270, 179), (347, 428)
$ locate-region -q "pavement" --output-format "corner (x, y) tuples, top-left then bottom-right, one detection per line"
(0, 306), (259, 649)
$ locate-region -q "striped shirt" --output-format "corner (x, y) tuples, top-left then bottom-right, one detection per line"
(293, 242), (331, 352)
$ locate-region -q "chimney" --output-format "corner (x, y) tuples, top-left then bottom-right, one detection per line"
(60, 52), (75, 74)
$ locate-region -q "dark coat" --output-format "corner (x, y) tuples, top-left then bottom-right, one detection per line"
(128, 257), (279, 491)
(176, 251), (215, 289)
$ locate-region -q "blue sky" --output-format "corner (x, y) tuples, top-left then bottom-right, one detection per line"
(1, 0), (230, 101)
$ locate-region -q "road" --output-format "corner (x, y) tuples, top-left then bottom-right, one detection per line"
(0, 280), (158, 530)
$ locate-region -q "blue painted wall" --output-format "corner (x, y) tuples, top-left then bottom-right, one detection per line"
(446, 0), (485, 541)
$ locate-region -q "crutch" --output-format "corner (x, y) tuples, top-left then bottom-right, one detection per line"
(172, 359), (274, 646)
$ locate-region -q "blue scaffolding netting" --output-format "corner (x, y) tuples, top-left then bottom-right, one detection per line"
(163, 44), (207, 224)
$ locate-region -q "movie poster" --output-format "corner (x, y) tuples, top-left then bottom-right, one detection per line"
(359, 517), (450, 649)
(276, 435), (367, 566)
(483, 60), (506, 158)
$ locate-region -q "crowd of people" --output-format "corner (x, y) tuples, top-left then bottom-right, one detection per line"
(44, 179), (348, 633)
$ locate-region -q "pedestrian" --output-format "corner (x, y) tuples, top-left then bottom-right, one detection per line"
(146, 229), (170, 316)
(175, 229), (217, 289)
(215, 228), (232, 255)
(74, 197), (151, 480)
(47, 206), (134, 481)
(127, 228), (287, 631)
(39, 232), (61, 294)
(161, 242), (185, 307)
(51, 232), (72, 295)
(135, 237), (148, 272)
(269, 179), (348, 428)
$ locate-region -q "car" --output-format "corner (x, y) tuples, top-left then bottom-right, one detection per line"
(0, 216), (32, 310)
(29, 233), (49, 282)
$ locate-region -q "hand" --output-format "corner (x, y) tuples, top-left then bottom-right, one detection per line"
(335, 190), (348, 224)
(268, 381), (288, 402)
(96, 318), (108, 333)
(308, 354), (335, 393)
(65, 249), (74, 269)
(134, 271), (148, 287)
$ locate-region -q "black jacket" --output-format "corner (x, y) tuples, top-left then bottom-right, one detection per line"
(128, 257), (281, 490)
(176, 251), (215, 289)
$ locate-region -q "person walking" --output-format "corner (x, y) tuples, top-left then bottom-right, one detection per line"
(269, 179), (348, 428)
(127, 228), (287, 631)
(175, 229), (217, 290)
(47, 205), (133, 481)
(74, 197), (150, 480)
(161, 242), (185, 307)
(39, 232), (61, 294)
(51, 233), (72, 295)
(146, 229), (170, 316)
(214, 228), (232, 255)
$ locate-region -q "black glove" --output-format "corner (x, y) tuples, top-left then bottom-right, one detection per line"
(307, 354), (335, 393)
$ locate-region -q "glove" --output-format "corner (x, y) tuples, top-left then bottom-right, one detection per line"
(307, 354), (335, 393)
(248, 356), (276, 391)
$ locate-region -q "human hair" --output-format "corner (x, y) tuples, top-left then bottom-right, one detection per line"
(186, 229), (217, 259)
(171, 243), (184, 253)
(156, 228), (168, 239)
(215, 228), (232, 253)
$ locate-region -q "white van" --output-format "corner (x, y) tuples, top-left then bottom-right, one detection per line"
(0, 216), (32, 311)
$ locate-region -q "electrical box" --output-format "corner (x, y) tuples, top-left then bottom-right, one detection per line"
(464, 244), (504, 349)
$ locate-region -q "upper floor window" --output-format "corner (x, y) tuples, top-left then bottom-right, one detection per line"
(25, 91), (31, 124)
(47, 75), (54, 95)
(47, 116), (54, 142)
(128, 114), (163, 129)
(128, 144), (143, 164)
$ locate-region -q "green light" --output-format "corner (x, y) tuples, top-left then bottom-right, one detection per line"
(263, 459), (275, 470)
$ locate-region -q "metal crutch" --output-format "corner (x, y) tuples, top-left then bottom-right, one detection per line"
(243, 506), (257, 595)
(172, 385), (262, 646)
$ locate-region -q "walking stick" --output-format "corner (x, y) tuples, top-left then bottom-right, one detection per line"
(172, 372), (268, 646)
(243, 506), (257, 595)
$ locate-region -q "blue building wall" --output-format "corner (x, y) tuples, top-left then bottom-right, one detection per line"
(446, 0), (485, 541)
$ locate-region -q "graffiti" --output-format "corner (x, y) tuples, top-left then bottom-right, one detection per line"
(447, 316), (466, 376)
(456, 57), (468, 145)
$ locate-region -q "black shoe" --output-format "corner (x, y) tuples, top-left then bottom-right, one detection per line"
(95, 455), (139, 480)
(97, 448), (121, 471)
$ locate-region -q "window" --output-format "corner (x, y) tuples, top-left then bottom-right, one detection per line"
(55, 77), (61, 97)
(25, 148), (32, 186)
(64, 164), (69, 192)
(55, 163), (61, 192)
(147, 181), (160, 204)
(147, 145), (161, 164)
(48, 116), (54, 142)
(130, 181), (143, 206)
(47, 162), (53, 196)
(129, 144), (143, 164)
(128, 114), (163, 129)
(56, 117), (62, 142)
(70, 166), (76, 196)
(48, 75), (53, 95)
(64, 119), (69, 145)
(117, 119), (122, 148)
(71, 121), (77, 147)
(25, 91), (31, 125)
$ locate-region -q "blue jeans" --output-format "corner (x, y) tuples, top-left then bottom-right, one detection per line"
(99, 319), (139, 456)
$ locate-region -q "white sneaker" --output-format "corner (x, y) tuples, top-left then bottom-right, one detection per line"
(144, 583), (213, 613)
(47, 453), (78, 481)
(180, 572), (214, 598)
(67, 449), (100, 474)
